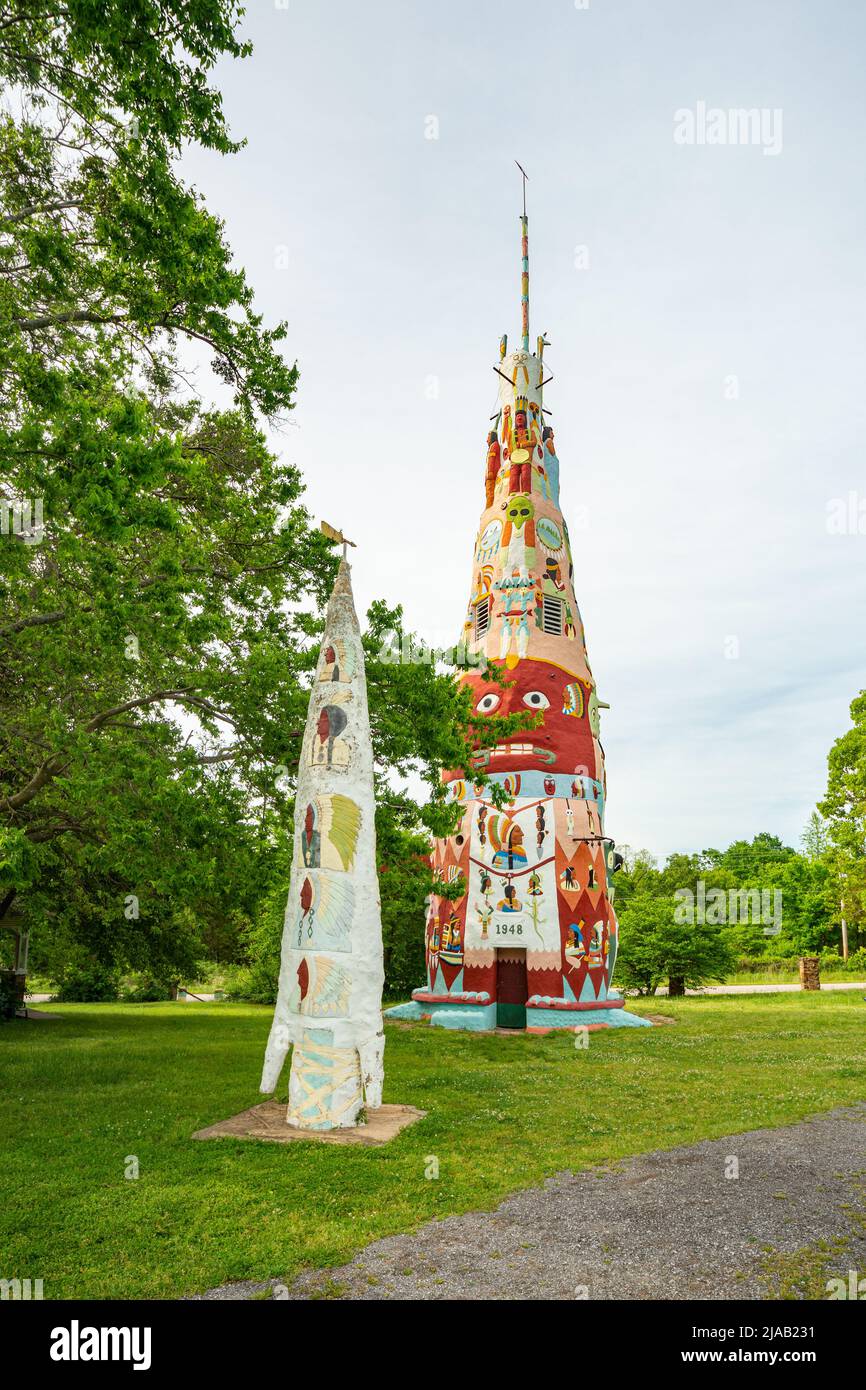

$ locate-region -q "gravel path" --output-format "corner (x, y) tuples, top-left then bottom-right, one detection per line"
(192, 1104), (866, 1301)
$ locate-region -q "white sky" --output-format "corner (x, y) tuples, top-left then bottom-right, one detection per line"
(181, 0), (866, 861)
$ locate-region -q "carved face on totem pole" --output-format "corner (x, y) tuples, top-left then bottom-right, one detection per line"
(505, 495), (533, 531)
(459, 660), (598, 778)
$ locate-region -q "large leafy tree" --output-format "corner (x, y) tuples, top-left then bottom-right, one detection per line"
(615, 893), (734, 997)
(0, 3), (496, 991)
(1, 2), (307, 974)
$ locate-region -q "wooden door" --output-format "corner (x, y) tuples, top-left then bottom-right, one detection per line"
(496, 949), (528, 1029)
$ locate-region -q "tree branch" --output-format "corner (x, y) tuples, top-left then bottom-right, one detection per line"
(2, 198), (84, 226)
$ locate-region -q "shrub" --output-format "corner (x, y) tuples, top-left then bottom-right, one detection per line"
(0, 972), (20, 1021)
(734, 955), (799, 975)
(222, 961), (277, 1005)
(120, 973), (174, 1003)
(54, 962), (120, 1002)
(843, 947), (866, 975)
(616, 894), (735, 995)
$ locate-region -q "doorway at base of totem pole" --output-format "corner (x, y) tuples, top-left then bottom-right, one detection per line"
(495, 948), (528, 1029)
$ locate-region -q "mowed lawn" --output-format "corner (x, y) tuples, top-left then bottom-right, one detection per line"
(2, 993), (866, 1300)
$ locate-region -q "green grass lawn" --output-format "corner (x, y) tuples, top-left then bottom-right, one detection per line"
(2, 992), (866, 1300)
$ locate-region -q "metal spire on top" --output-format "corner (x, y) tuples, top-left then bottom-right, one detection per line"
(515, 161), (530, 352)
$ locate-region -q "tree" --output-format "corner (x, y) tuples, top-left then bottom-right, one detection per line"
(0, 407), (335, 977)
(801, 810), (830, 861)
(610, 847), (658, 912)
(616, 894), (734, 997)
(819, 690), (866, 954)
(0, 3), (498, 992)
(0, 3), (319, 976)
(773, 855), (837, 956)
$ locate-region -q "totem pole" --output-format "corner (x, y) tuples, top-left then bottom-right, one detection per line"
(261, 550), (387, 1127)
(391, 172), (650, 1033)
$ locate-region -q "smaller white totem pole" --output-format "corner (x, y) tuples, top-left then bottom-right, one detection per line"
(261, 555), (385, 1129)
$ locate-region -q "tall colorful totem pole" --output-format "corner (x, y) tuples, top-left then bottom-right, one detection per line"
(398, 186), (650, 1034)
(261, 555), (386, 1127)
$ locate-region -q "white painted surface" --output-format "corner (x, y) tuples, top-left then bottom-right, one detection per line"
(260, 560), (385, 1128)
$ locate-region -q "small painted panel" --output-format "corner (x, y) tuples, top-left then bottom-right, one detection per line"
(300, 795), (361, 873)
(476, 519), (503, 563)
(309, 697), (353, 771)
(463, 799), (560, 956)
(290, 953), (353, 1017)
(290, 871), (354, 953)
(317, 638), (355, 684)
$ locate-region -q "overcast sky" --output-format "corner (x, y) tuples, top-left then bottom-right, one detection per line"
(181, 0), (866, 861)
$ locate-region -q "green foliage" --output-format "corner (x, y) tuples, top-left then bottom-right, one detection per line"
(730, 955), (801, 977)
(820, 689), (866, 948)
(376, 813), (429, 1001)
(120, 974), (174, 1004)
(616, 893), (734, 995)
(224, 878), (287, 1005)
(54, 960), (120, 1002)
(0, 2), (249, 158)
(801, 810), (830, 860)
(0, 4), (492, 996)
(0, 972), (19, 1020)
(0, 2), (327, 979)
(615, 829), (845, 968)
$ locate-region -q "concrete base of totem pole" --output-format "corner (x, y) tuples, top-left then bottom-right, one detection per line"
(191, 1100), (425, 1147)
(386, 992), (653, 1032)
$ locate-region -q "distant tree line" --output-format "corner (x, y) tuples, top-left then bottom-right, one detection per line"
(614, 761), (866, 995)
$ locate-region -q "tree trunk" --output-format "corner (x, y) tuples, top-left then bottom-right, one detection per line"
(668, 975), (686, 997)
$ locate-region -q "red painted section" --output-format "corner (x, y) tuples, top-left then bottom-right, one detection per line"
(525, 964), (561, 996)
(528, 996), (624, 1012)
(463, 960), (496, 994)
(412, 991), (489, 1006)
(455, 660), (597, 779)
(497, 952), (528, 1006)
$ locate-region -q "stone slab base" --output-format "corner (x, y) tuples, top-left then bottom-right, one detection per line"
(191, 1100), (426, 1147)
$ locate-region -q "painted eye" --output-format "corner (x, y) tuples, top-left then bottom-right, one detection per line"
(476, 693), (500, 713)
(523, 691), (550, 710)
